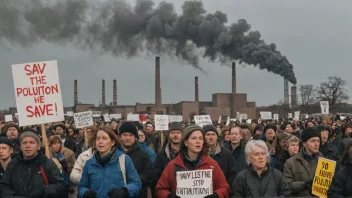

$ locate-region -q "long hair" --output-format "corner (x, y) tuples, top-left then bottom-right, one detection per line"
(92, 126), (121, 149)
(341, 141), (352, 165)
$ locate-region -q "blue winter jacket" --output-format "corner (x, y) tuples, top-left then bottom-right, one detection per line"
(78, 148), (142, 198)
(140, 142), (155, 163)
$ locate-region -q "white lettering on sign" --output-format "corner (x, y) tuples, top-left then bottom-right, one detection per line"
(176, 169), (213, 198)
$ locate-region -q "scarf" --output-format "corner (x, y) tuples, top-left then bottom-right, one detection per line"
(182, 151), (202, 170)
(302, 148), (317, 161)
(95, 147), (116, 167)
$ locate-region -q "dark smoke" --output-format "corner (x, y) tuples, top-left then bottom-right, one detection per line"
(0, 0), (297, 84)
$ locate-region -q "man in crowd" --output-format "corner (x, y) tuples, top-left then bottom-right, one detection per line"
(145, 122), (161, 153)
(337, 124), (352, 155)
(0, 137), (13, 180)
(224, 126), (248, 173)
(54, 124), (77, 153)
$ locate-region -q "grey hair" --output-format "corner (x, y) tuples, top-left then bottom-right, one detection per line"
(245, 140), (270, 163)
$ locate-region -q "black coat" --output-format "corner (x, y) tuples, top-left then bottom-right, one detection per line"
(125, 141), (153, 198)
(320, 142), (340, 170)
(224, 142), (248, 173)
(0, 152), (68, 198)
(151, 143), (175, 188)
(328, 166), (352, 198)
(64, 136), (77, 153)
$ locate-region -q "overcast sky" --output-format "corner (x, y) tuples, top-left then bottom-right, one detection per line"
(0, 0), (351, 109)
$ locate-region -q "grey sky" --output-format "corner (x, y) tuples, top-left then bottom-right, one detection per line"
(0, 0), (351, 109)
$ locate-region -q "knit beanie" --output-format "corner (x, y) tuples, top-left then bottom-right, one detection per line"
(301, 127), (320, 142)
(202, 124), (218, 136)
(20, 131), (41, 144)
(169, 122), (183, 133)
(263, 124), (277, 134)
(317, 126), (332, 135)
(119, 122), (139, 139)
(0, 137), (13, 148)
(182, 125), (204, 140)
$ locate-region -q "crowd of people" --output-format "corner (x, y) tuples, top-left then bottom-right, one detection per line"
(0, 115), (350, 198)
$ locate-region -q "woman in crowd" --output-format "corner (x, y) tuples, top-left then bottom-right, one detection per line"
(138, 129), (155, 163)
(155, 125), (230, 198)
(49, 135), (76, 175)
(271, 135), (300, 172)
(269, 133), (290, 172)
(78, 126), (141, 198)
(231, 140), (291, 197)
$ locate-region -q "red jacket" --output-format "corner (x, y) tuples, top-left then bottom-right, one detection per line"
(155, 153), (230, 198)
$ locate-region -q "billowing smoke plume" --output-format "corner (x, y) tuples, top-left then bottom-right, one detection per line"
(0, 0), (297, 84)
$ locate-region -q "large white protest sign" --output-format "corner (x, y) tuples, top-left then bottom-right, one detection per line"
(169, 115), (183, 123)
(294, 111), (300, 121)
(66, 111), (74, 117)
(103, 114), (111, 122)
(127, 114), (140, 121)
(176, 169), (213, 198)
(320, 101), (329, 114)
(5, 115), (13, 122)
(260, 111), (272, 120)
(273, 114), (279, 121)
(239, 114), (247, 121)
(155, 115), (169, 130)
(12, 60), (64, 126)
(288, 113), (293, 119)
(194, 115), (212, 127)
(74, 111), (93, 128)
(109, 114), (121, 120)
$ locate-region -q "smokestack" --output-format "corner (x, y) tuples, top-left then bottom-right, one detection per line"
(155, 57), (161, 107)
(291, 86), (297, 108)
(74, 80), (78, 105)
(113, 79), (117, 105)
(102, 79), (105, 105)
(195, 76), (199, 102)
(232, 62), (236, 94)
(284, 79), (289, 105)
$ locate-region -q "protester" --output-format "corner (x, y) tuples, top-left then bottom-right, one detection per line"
(283, 127), (323, 197)
(75, 126), (96, 158)
(145, 122), (160, 153)
(119, 122), (153, 198)
(54, 124), (77, 153)
(220, 128), (230, 146)
(155, 125), (230, 198)
(224, 126), (248, 172)
(318, 126), (340, 162)
(252, 124), (263, 140)
(4, 123), (21, 155)
(0, 137), (13, 180)
(78, 126), (141, 198)
(49, 135), (76, 175)
(262, 124), (277, 155)
(138, 129), (155, 163)
(0, 131), (68, 197)
(240, 125), (252, 143)
(232, 140), (291, 197)
(337, 124), (352, 154)
(270, 135), (299, 172)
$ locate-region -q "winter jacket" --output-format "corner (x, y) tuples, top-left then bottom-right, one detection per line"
(53, 146), (76, 174)
(155, 153), (230, 198)
(78, 147), (142, 198)
(74, 137), (89, 158)
(146, 132), (161, 153)
(337, 136), (352, 155)
(0, 152), (68, 198)
(283, 149), (323, 197)
(320, 142), (340, 170)
(224, 142), (248, 173)
(270, 151), (292, 173)
(64, 136), (77, 153)
(231, 165), (291, 197)
(124, 141), (153, 198)
(327, 165), (352, 198)
(140, 142), (155, 163)
(0, 165), (4, 180)
(70, 147), (95, 185)
(209, 143), (237, 187)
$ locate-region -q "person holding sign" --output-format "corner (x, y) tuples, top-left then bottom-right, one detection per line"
(283, 127), (324, 197)
(231, 140), (291, 197)
(155, 125), (230, 198)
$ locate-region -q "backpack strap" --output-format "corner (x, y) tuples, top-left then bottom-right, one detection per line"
(119, 154), (126, 185)
(40, 165), (49, 185)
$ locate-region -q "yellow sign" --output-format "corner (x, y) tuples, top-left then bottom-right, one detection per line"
(312, 157), (336, 197)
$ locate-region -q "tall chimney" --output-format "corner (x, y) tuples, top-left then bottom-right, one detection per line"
(113, 79), (117, 105)
(232, 62), (236, 94)
(74, 80), (78, 105)
(102, 79), (105, 105)
(155, 57), (161, 107)
(284, 79), (289, 105)
(291, 86), (297, 108)
(195, 76), (199, 102)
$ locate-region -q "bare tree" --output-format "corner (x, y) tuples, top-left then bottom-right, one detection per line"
(299, 84), (317, 113)
(317, 76), (349, 109)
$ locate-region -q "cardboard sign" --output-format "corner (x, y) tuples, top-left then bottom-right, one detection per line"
(154, 115), (169, 131)
(320, 101), (329, 115)
(246, 119), (252, 124)
(12, 60), (64, 126)
(225, 117), (230, 126)
(5, 115), (13, 122)
(66, 111), (74, 117)
(169, 115), (182, 123)
(288, 113), (293, 119)
(294, 111), (300, 121)
(239, 114), (247, 121)
(312, 157), (336, 197)
(127, 114), (139, 121)
(103, 114), (111, 122)
(109, 114), (121, 120)
(273, 114), (279, 121)
(176, 169), (213, 198)
(74, 111), (93, 128)
(260, 111), (272, 120)
(194, 115), (212, 127)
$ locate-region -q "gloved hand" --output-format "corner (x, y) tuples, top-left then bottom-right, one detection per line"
(168, 193), (181, 198)
(29, 185), (45, 198)
(204, 192), (219, 198)
(305, 178), (314, 190)
(107, 187), (129, 198)
(82, 190), (97, 198)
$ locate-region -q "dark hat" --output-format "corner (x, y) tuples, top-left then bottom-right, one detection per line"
(182, 125), (204, 140)
(281, 122), (292, 131)
(317, 126), (332, 135)
(4, 123), (20, 133)
(169, 122), (183, 133)
(53, 124), (67, 132)
(301, 127), (320, 142)
(263, 124), (277, 134)
(119, 122), (138, 139)
(134, 121), (144, 130)
(0, 137), (13, 148)
(110, 118), (119, 124)
(20, 131), (41, 144)
(202, 124), (218, 136)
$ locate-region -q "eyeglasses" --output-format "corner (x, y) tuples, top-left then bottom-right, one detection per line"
(251, 152), (267, 157)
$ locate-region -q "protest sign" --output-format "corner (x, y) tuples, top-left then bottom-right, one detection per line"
(288, 113), (292, 119)
(91, 111), (101, 118)
(225, 117), (230, 126)
(260, 111), (272, 120)
(320, 101), (329, 114)
(5, 115), (13, 122)
(246, 119), (252, 124)
(103, 114), (111, 122)
(109, 114), (121, 120)
(139, 114), (147, 122)
(66, 111), (73, 117)
(12, 60), (64, 126)
(127, 114), (139, 121)
(312, 157), (336, 197)
(155, 115), (169, 130)
(194, 115), (212, 127)
(169, 115), (183, 123)
(74, 111), (93, 128)
(273, 114), (279, 121)
(176, 169), (213, 198)
(294, 111), (300, 121)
